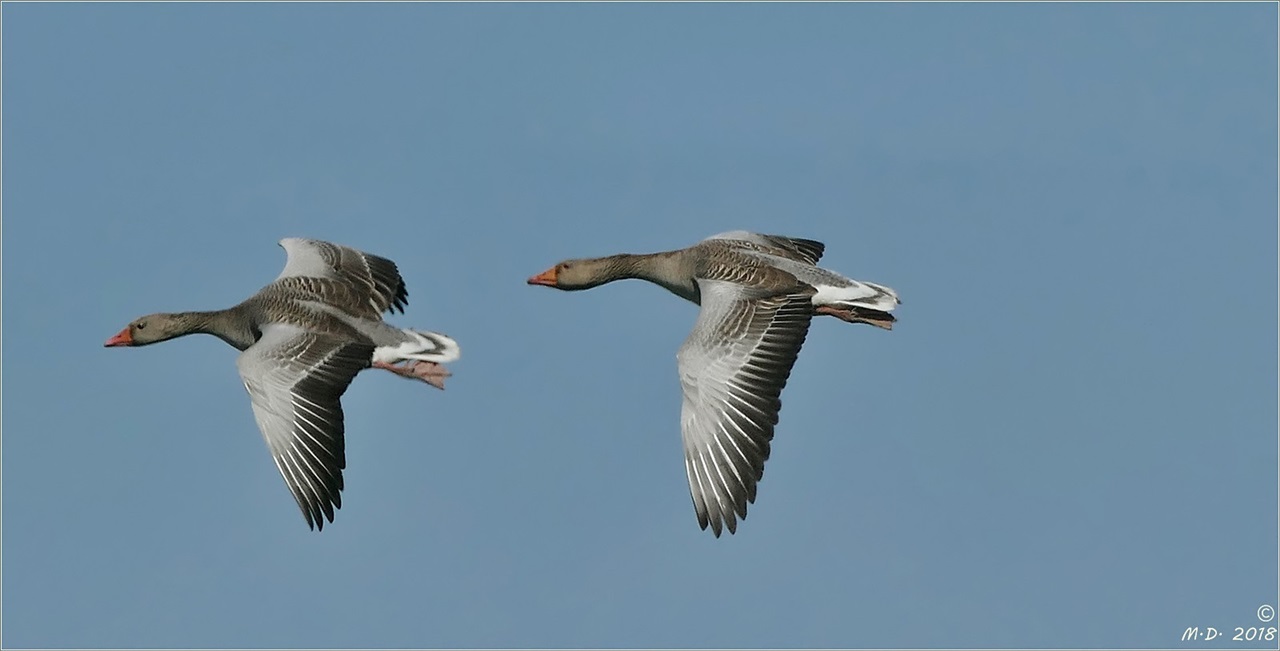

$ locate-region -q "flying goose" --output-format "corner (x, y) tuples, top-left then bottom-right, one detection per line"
(105, 238), (460, 530)
(528, 231), (898, 536)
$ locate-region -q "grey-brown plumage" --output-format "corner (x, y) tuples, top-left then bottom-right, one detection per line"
(105, 238), (460, 531)
(528, 230), (899, 537)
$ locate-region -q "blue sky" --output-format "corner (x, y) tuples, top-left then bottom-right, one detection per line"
(3, 3), (1275, 649)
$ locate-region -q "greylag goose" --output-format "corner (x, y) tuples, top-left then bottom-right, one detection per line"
(105, 238), (460, 531)
(527, 231), (899, 536)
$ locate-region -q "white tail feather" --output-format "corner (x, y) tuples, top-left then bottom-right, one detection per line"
(812, 281), (900, 312)
(372, 329), (461, 365)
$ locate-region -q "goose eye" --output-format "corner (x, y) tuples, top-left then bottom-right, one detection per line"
(136, 322), (147, 331)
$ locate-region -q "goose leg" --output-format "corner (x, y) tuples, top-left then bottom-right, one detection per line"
(372, 360), (451, 390)
(814, 305), (896, 330)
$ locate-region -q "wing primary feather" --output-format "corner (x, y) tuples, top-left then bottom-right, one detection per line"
(677, 284), (815, 536)
(237, 327), (372, 531)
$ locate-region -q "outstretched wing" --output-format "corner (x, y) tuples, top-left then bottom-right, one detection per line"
(676, 279), (814, 536)
(706, 231), (826, 265)
(236, 323), (373, 530)
(276, 238), (409, 316)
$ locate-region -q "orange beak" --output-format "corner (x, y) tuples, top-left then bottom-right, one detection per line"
(104, 327), (133, 347)
(527, 267), (558, 287)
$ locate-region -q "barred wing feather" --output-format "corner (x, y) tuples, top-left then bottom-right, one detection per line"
(676, 280), (814, 536)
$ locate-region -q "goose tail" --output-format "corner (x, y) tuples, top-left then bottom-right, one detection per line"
(812, 280), (901, 330)
(372, 329), (461, 365)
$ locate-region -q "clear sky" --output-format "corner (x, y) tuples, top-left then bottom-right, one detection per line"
(3, 3), (1275, 649)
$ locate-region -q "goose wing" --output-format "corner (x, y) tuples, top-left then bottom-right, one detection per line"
(236, 323), (373, 530)
(276, 238), (409, 316)
(676, 279), (814, 536)
(706, 231), (826, 265)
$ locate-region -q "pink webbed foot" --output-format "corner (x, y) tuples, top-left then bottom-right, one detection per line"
(814, 305), (896, 331)
(372, 360), (452, 390)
